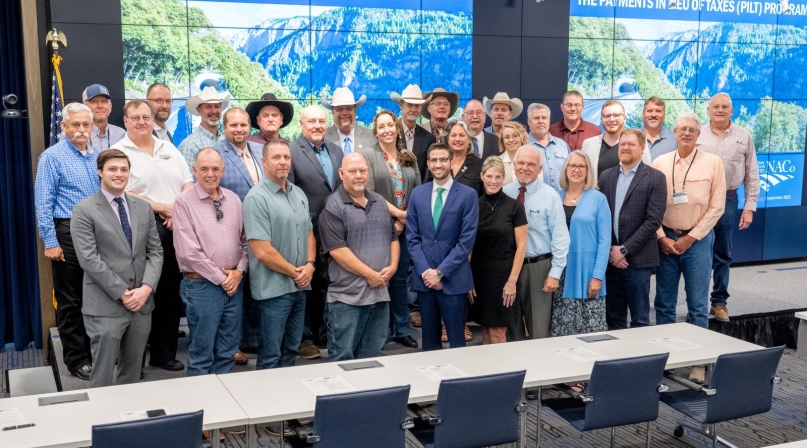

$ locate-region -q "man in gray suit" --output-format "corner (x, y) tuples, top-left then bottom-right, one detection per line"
(323, 87), (375, 155)
(71, 149), (163, 388)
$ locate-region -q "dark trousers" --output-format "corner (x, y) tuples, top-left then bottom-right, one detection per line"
(53, 219), (91, 371)
(605, 264), (653, 330)
(147, 214), (181, 364)
(419, 290), (467, 351)
(240, 276), (261, 349)
(301, 246), (327, 347)
(711, 191), (738, 306)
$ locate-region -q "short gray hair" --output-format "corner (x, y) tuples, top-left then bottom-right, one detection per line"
(62, 102), (93, 122)
(675, 112), (702, 129)
(709, 92), (732, 109)
(527, 103), (551, 120)
(514, 144), (542, 167)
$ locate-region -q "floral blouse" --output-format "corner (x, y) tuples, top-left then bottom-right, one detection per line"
(384, 152), (405, 210)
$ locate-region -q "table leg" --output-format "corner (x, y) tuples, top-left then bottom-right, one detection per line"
(280, 421), (286, 448)
(247, 424), (257, 448)
(535, 386), (542, 448)
(210, 429), (220, 448)
(519, 390), (527, 448)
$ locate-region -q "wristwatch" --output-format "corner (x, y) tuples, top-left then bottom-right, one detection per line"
(619, 246), (628, 255)
(306, 260), (316, 268)
(237, 268), (246, 275)
(436, 269), (444, 278)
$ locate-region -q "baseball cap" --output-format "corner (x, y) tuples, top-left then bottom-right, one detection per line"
(82, 84), (111, 101)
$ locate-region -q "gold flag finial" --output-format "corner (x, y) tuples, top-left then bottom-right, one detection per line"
(45, 28), (67, 52)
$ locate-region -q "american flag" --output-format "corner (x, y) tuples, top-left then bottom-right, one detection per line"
(48, 55), (64, 146)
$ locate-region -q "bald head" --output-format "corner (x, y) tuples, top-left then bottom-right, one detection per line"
(342, 152), (367, 167)
(339, 152), (369, 197)
(300, 105), (328, 145)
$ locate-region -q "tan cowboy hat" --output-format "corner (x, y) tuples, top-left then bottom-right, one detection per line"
(321, 87), (366, 109)
(483, 92), (523, 119)
(421, 88), (459, 120)
(390, 84), (432, 105)
(185, 86), (230, 116)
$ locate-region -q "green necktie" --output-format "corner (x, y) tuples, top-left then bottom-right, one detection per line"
(433, 187), (445, 230)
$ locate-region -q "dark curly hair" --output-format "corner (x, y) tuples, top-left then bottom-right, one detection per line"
(372, 110), (417, 168)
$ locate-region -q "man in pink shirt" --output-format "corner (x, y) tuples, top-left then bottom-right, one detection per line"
(173, 148), (248, 376)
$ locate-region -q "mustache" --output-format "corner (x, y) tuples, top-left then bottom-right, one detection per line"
(73, 132), (90, 138)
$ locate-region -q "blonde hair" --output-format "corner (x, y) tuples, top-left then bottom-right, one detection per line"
(481, 155), (505, 177)
(497, 122), (529, 154)
(559, 151), (596, 191)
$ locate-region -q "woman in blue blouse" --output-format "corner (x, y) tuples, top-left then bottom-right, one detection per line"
(550, 151), (611, 337)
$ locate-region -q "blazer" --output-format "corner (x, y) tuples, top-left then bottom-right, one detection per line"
(358, 144), (421, 210)
(597, 162), (668, 269)
(477, 131), (499, 160)
(559, 189), (611, 299)
(427, 155), (484, 197)
(406, 180), (479, 295)
(288, 135), (344, 232)
(215, 139), (263, 201)
(325, 125), (376, 154)
(71, 190), (163, 318)
(581, 134), (652, 184)
(407, 124), (437, 182)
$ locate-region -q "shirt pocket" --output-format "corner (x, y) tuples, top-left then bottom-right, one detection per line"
(684, 172), (714, 206)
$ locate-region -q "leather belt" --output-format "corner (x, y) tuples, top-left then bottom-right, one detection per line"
(662, 225), (694, 236)
(726, 189), (737, 195)
(524, 253), (552, 264)
(183, 272), (204, 279)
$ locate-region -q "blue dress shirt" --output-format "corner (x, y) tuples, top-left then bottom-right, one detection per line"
(613, 163), (638, 242)
(647, 127), (677, 161)
(309, 140), (334, 188)
(529, 133), (570, 192)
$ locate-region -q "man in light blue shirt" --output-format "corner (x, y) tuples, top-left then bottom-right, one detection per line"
(177, 86), (228, 169)
(643, 97), (677, 161)
(526, 103), (570, 192)
(82, 84), (126, 150)
(503, 145), (570, 342)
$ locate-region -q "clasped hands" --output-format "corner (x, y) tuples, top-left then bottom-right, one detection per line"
(220, 269), (243, 296)
(422, 268), (442, 290)
(121, 284), (152, 313)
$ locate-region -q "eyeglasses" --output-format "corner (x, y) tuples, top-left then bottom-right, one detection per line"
(127, 115), (153, 123)
(675, 127), (699, 134)
(562, 103), (583, 109)
(567, 164), (587, 171)
(601, 113), (624, 120)
(213, 199), (223, 221)
(464, 111), (486, 117)
(428, 157), (450, 164)
(147, 98), (170, 105)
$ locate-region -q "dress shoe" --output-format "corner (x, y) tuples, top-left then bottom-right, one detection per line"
(410, 312), (422, 327)
(265, 421), (296, 436)
(202, 430), (225, 441)
(140, 371), (145, 380)
(393, 335), (419, 348)
(178, 330), (187, 338)
(70, 363), (92, 381)
(149, 359), (185, 371)
(711, 305), (730, 322)
(689, 366), (706, 384)
(233, 351), (249, 366)
(299, 343), (321, 360)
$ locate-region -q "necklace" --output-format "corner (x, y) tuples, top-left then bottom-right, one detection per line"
(567, 191), (583, 205)
(484, 198), (501, 211)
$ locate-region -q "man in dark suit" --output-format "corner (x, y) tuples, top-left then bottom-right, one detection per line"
(597, 129), (667, 330)
(289, 105), (344, 359)
(391, 84), (437, 183)
(462, 100), (499, 159)
(407, 143), (479, 350)
(71, 149), (163, 388)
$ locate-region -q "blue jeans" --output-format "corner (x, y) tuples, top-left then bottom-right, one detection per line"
(711, 191), (738, 306)
(655, 229), (715, 328)
(326, 300), (390, 361)
(388, 232), (411, 338)
(419, 290), (467, 351)
(605, 265), (652, 330)
(257, 291), (306, 370)
(180, 277), (242, 377)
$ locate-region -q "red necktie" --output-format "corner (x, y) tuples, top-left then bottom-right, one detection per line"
(517, 186), (526, 204)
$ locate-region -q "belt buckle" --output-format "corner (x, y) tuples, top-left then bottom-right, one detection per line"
(674, 229), (684, 235)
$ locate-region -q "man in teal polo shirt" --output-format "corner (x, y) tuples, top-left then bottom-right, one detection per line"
(243, 138), (316, 370)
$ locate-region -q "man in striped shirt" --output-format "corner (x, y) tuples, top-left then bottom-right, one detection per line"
(34, 102), (100, 381)
(697, 93), (759, 323)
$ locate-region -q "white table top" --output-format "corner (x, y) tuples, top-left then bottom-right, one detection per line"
(766, 440), (807, 447)
(795, 311), (807, 320)
(0, 375), (247, 448)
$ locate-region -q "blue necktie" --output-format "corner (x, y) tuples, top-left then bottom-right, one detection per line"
(114, 197), (133, 249)
(472, 137), (480, 157)
(343, 137), (352, 154)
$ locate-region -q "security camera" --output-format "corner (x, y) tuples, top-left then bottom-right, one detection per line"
(2, 93), (24, 119)
(3, 94), (18, 105)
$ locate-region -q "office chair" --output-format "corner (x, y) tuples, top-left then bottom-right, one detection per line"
(286, 385), (412, 448)
(541, 353), (670, 448)
(409, 370), (527, 448)
(91, 409), (203, 448)
(660, 345), (785, 448)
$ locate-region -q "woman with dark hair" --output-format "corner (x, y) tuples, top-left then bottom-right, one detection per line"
(428, 120), (484, 196)
(358, 110), (421, 348)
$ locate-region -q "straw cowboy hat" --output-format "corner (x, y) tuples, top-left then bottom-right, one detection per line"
(321, 87), (366, 109)
(390, 84), (432, 105)
(483, 92), (523, 119)
(245, 93), (294, 130)
(185, 86), (230, 116)
(421, 88), (459, 120)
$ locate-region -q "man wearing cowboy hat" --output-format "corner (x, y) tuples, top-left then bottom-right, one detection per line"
(246, 93), (294, 145)
(462, 99), (499, 160)
(177, 85), (229, 170)
(421, 88), (459, 141)
(323, 87), (376, 155)
(483, 92), (523, 138)
(391, 84), (436, 183)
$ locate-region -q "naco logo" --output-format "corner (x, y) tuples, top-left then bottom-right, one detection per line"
(759, 159), (797, 193)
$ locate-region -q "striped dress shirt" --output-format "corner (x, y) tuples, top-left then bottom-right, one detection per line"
(697, 123), (760, 211)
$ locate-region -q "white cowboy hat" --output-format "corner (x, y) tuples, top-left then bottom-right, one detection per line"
(421, 88), (459, 120)
(483, 92), (524, 119)
(185, 86), (230, 116)
(321, 87), (366, 109)
(390, 84), (432, 105)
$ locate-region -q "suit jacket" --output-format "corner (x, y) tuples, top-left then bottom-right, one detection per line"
(407, 124), (437, 182)
(597, 162), (668, 269)
(581, 134), (652, 184)
(325, 125), (376, 154)
(215, 139), (263, 202)
(71, 190), (164, 318)
(288, 135), (344, 232)
(406, 181), (479, 295)
(477, 131), (499, 160)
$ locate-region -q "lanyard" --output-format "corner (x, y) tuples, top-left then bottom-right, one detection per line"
(672, 150), (697, 193)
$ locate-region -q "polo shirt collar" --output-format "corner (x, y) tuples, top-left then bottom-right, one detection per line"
(193, 181), (225, 201)
(264, 176), (291, 194)
(337, 184), (375, 206)
(119, 134), (168, 154)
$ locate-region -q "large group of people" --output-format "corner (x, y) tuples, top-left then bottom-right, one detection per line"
(35, 81), (758, 398)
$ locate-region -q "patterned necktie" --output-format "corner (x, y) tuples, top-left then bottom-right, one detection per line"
(517, 186), (526, 204)
(343, 137), (352, 154)
(242, 150), (259, 183)
(472, 137), (480, 157)
(113, 197), (132, 249)
(433, 187), (445, 230)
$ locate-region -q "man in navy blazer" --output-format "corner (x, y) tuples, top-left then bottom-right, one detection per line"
(597, 129), (667, 330)
(407, 143), (479, 350)
(288, 105), (344, 358)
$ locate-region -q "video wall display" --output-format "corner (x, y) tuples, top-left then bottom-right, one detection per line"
(121, 0), (473, 144)
(569, 0), (807, 209)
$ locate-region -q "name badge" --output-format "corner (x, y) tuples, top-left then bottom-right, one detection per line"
(673, 192), (689, 205)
